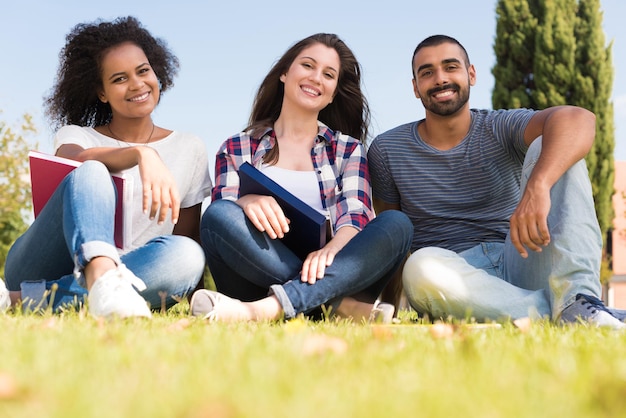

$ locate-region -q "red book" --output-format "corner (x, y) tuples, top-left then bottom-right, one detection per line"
(28, 150), (133, 250)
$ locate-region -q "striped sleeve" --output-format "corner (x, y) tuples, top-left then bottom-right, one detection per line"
(368, 133), (401, 205)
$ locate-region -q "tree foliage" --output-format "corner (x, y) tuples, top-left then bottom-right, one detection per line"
(492, 0), (615, 281)
(492, 0), (538, 109)
(571, 0), (615, 241)
(0, 112), (37, 277)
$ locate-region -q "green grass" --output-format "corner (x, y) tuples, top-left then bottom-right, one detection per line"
(1, 306), (626, 418)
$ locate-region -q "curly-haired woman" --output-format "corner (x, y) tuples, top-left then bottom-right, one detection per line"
(3, 16), (212, 318)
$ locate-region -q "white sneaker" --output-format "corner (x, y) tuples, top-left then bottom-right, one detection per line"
(88, 264), (152, 319)
(370, 301), (395, 324)
(0, 279), (10, 312)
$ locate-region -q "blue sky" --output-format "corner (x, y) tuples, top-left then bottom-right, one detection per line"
(2, 0), (625, 170)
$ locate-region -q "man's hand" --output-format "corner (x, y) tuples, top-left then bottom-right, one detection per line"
(509, 183), (551, 258)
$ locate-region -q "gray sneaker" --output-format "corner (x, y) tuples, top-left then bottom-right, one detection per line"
(0, 280), (10, 312)
(608, 307), (626, 322)
(560, 294), (626, 329)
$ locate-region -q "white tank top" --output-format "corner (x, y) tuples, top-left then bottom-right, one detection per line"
(261, 165), (328, 216)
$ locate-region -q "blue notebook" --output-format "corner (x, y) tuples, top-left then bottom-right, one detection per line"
(238, 162), (327, 260)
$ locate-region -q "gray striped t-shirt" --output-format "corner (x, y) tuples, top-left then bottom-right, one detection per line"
(368, 108), (535, 253)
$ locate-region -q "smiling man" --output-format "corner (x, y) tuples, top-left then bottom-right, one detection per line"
(367, 34), (625, 329)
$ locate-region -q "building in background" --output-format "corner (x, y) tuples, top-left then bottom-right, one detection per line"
(608, 161), (626, 308)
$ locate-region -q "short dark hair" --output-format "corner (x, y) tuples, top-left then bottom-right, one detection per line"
(45, 16), (179, 130)
(411, 35), (470, 77)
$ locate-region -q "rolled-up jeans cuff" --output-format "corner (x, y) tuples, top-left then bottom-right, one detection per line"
(73, 240), (121, 287)
(21, 280), (48, 312)
(269, 284), (296, 320)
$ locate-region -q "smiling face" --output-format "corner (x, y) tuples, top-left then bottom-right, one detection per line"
(411, 42), (476, 117)
(98, 42), (160, 120)
(279, 42), (340, 114)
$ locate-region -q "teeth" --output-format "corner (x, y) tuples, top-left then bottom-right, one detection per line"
(129, 92), (149, 102)
(302, 87), (320, 96)
(434, 90), (454, 98)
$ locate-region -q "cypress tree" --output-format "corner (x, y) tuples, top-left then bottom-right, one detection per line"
(532, 0), (577, 108)
(492, 0), (615, 281)
(492, 0), (538, 109)
(571, 0), (615, 237)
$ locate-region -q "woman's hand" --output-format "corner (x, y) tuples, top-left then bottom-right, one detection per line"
(300, 226), (358, 284)
(137, 147), (180, 225)
(236, 194), (290, 239)
(55, 143), (180, 225)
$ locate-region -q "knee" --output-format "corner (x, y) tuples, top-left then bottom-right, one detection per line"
(75, 160), (110, 179)
(402, 248), (438, 289)
(402, 247), (457, 300)
(204, 199), (238, 218)
(379, 210), (412, 235)
(71, 160), (115, 193)
(202, 200), (240, 231)
(163, 235), (206, 277)
(375, 210), (413, 252)
(180, 237), (206, 275)
(201, 200), (247, 246)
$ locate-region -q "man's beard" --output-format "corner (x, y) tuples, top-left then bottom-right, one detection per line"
(421, 82), (470, 116)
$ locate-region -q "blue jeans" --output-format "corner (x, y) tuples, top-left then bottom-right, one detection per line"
(403, 138), (602, 321)
(200, 200), (412, 319)
(5, 160), (204, 311)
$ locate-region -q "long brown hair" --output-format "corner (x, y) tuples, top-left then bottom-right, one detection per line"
(247, 33), (370, 144)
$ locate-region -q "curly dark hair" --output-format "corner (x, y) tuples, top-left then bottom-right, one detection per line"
(247, 33), (370, 143)
(44, 16), (179, 130)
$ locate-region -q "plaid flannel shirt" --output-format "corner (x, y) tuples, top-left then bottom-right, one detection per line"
(212, 121), (374, 233)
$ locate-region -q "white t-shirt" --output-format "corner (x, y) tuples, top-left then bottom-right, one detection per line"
(54, 125), (213, 252)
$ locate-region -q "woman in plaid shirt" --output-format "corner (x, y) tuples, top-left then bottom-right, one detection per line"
(192, 33), (412, 322)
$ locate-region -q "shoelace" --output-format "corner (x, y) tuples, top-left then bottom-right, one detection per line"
(577, 294), (610, 315)
(203, 293), (228, 321)
(116, 265), (147, 292)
